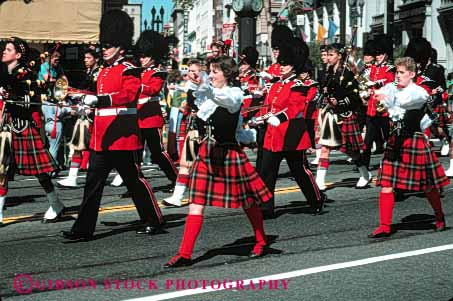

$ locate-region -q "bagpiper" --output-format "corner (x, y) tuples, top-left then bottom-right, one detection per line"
(370, 57), (448, 237)
(56, 47), (100, 188)
(254, 37), (326, 219)
(0, 37), (66, 226)
(315, 43), (372, 190)
(62, 10), (164, 241)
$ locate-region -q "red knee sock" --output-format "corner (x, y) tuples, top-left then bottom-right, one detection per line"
(80, 151), (90, 170)
(176, 173), (190, 186)
(244, 206), (267, 252)
(372, 191), (395, 234)
(178, 214), (203, 259)
(318, 158), (329, 169)
(426, 189), (445, 223)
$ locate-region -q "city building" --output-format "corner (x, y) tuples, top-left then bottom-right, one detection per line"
(123, 3), (142, 43)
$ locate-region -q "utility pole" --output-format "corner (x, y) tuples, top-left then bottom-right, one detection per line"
(340, 0), (346, 45)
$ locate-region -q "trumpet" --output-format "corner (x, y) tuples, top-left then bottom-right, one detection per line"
(376, 100), (387, 113)
(53, 77), (95, 102)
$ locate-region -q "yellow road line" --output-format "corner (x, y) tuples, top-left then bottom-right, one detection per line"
(3, 181), (351, 224)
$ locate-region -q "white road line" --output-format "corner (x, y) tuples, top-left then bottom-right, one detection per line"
(124, 244), (453, 301)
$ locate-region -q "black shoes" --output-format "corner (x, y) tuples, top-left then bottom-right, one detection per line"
(164, 255), (192, 268)
(136, 225), (164, 235)
(311, 194), (326, 216)
(61, 230), (93, 241)
(0, 222), (4, 228)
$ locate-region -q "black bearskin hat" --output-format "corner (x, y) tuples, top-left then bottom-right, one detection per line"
(277, 37), (309, 74)
(373, 35), (393, 58)
(404, 37), (432, 66)
(100, 9), (133, 49)
(8, 37), (29, 63)
(135, 30), (169, 63)
(271, 25), (293, 49)
(363, 39), (375, 56)
(240, 46), (259, 68)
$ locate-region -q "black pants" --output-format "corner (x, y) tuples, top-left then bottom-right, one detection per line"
(255, 125), (266, 172)
(363, 116), (390, 167)
(141, 127), (177, 182)
(71, 150), (163, 235)
(258, 149), (323, 212)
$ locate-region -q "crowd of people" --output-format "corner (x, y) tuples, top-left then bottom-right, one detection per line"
(0, 9), (452, 268)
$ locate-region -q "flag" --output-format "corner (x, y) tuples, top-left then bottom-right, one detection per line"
(328, 19), (338, 43)
(317, 22), (326, 43)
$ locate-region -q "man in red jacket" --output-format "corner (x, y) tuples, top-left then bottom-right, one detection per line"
(62, 10), (164, 241)
(255, 38), (326, 219)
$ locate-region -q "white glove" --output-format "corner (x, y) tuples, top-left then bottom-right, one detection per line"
(83, 95), (98, 106)
(365, 81), (376, 87)
(259, 71), (273, 80)
(267, 116), (281, 127)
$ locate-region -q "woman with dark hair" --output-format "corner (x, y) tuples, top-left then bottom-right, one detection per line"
(0, 37), (65, 226)
(164, 56), (272, 268)
(315, 43), (372, 191)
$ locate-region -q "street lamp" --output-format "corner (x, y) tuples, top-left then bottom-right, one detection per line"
(357, 0), (365, 26)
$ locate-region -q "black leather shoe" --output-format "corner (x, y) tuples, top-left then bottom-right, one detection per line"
(136, 225), (163, 235)
(311, 194), (326, 216)
(368, 229), (392, 238)
(164, 255), (192, 268)
(61, 230), (92, 241)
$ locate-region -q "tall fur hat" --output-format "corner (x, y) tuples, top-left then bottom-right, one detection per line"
(373, 35), (393, 58)
(135, 30), (169, 62)
(271, 25), (293, 49)
(404, 37), (432, 65)
(277, 37), (309, 74)
(240, 46), (259, 68)
(100, 10), (133, 49)
(362, 39), (375, 56)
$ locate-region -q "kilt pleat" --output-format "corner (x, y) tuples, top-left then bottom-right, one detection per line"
(12, 126), (57, 175)
(433, 105), (450, 129)
(376, 132), (450, 191)
(339, 114), (364, 154)
(189, 139), (272, 208)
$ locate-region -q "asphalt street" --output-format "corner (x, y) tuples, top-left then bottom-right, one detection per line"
(1, 147), (452, 301)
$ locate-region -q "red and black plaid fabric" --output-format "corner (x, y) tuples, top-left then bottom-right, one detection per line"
(433, 105), (451, 129)
(188, 139), (272, 208)
(339, 114), (364, 154)
(12, 127), (57, 175)
(377, 132), (449, 191)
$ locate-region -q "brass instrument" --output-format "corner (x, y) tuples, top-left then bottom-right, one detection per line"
(53, 77), (95, 102)
(376, 100), (387, 113)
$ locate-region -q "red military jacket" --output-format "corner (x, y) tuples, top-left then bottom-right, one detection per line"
(367, 62), (395, 117)
(267, 63), (281, 79)
(301, 78), (320, 120)
(262, 74), (312, 152)
(137, 66), (167, 128)
(240, 68), (262, 119)
(90, 57), (142, 151)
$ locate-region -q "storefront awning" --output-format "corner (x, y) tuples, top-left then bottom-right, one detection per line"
(0, 0), (102, 44)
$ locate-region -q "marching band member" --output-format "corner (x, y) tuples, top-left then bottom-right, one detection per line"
(405, 38), (451, 174)
(255, 38), (325, 219)
(162, 59), (204, 207)
(239, 46), (262, 122)
(135, 30), (177, 184)
(362, 36), (395, 168)
(62, 10), (163, 241)
(164, 56), (272, 268)
(0, 37), (66, 225)
(57, 48), (100, 188)
(370, 57), (449, 238)
(315, 43), (372, 190)
(310, 45), (330, 166)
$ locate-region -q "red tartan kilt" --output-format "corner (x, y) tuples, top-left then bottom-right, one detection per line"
(188, 140), (272, 208)
(377, 133), (450, 191)
(12, 126), (57, 175)
(434, 105), (450, 128)
(339, 114), (364, 154)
